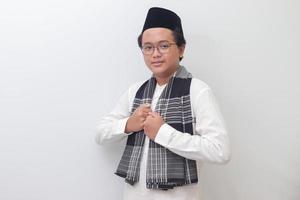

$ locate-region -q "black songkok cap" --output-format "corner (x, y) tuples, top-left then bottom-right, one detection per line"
(142, 7), (184, 36)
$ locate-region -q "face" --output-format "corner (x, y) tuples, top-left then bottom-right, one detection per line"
(141, 28), (185, 80)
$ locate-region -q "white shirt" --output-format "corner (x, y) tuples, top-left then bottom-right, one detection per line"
(96, 78), (230, 200)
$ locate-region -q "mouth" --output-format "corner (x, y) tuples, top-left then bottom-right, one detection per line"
(151, 61), (164, 67)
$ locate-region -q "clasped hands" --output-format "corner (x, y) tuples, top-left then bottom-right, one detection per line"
(125, 103), (165, 140)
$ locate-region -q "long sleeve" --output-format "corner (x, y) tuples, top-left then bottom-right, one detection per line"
(95, 82), (143, 145)
(154, 79), (231, 164)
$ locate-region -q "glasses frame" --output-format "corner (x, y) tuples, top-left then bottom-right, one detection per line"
(141, 41), (177, 55)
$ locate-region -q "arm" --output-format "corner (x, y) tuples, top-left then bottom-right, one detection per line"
(95, 81), (147, 145)
(95, 89), (131, 145)
(154, 83), (231, 164)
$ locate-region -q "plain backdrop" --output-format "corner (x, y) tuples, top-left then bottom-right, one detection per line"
(1, 0), (299, 200)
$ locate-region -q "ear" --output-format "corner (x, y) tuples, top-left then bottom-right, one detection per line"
(178, 45), (185, 58)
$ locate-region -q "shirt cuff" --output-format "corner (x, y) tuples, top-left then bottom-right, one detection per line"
(154, 123), (175, 147)
(116, 117), (134, 136)
(116, 117), (128, 134)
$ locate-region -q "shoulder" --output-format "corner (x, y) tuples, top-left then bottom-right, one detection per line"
(189, 78), (222, 116)
(190, 77), (211, 95)
(124, 80), (147, 104)
(127, 80), (146, 95)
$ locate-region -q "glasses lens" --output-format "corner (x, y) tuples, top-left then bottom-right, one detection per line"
(142, 44), (153, 55)
(142, 42), (174, 55)
(158, 42), (170, 53)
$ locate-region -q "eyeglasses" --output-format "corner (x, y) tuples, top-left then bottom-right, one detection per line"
(141, 41), (177, 55)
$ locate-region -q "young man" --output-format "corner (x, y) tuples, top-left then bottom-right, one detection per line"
(96, 7), (230, 200)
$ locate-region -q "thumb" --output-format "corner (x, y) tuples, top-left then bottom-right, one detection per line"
(141, 103), (151, 108)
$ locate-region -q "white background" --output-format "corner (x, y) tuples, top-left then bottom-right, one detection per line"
(1, 0), (299, 199)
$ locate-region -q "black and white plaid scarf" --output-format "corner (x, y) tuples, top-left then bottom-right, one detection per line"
(115, 66), (198, 190)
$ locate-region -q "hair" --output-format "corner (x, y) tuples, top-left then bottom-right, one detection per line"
(137, 29), (186, 61)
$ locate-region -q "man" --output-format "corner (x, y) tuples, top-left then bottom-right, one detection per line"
(96, 7), (230, 200)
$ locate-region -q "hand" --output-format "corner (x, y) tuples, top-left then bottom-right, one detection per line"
(143, 112), (165, 140)
(125, 104), (151, 133)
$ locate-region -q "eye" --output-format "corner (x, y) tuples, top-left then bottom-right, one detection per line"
(159, 43), (170, 49)
(143, 45), (153, 51)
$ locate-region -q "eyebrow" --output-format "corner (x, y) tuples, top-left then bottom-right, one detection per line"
(142, 40), (169, 45)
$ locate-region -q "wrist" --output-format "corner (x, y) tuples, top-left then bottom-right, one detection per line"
(124, 118), (132, 134)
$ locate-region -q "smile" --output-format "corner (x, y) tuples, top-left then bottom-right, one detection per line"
(151, 61), (164, 66)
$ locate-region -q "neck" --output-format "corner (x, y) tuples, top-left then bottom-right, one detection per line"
(156, 71), (179, 85)
(155, 76), (171, 86)
(155, 66), (180, 85)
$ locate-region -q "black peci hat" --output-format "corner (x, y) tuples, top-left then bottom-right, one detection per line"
(142, 7), (184, 36)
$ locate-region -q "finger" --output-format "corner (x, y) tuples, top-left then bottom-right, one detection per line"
(151, 111), (159, 115)
(140, 111), (150, 117)
(137, 105), (151, 113)
(141, 107), (152, 113)
(139, 111), (150, 118)
(142, 110), (152, 116)
(138, 107), (149, 113)
(140, 103), (151, 108)
(148, 112), (156, 118)
(143, 118), (148, 125)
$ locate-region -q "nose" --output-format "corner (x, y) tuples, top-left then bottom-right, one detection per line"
(152, 47), (162, 57)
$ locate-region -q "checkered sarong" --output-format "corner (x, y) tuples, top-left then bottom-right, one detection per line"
(115, 66), (198, 190)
